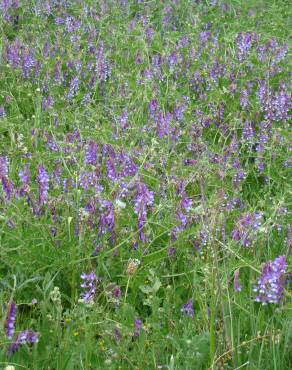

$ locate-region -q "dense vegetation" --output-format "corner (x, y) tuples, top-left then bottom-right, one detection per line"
(0, 1), (291, 369)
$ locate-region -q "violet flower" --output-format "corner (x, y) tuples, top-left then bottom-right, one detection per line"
(5, 302), (17, 340)
(5, 39), (21, 68)
(236, 32), (256, 61)
(168, 247), (176, 257)
(42, 96), (54, 111)
(173, 103), (186, 121)
(156, 112), (172, 139)
(67, 75), (79, 101)
(0, 155), (13, 200)
(133, 319), (142, 337)
(85, 141), (98, 166)
(231, 212), (263, 247)
(8, 330), (39, 356)
(1, 176), (14, 200)
(134, 182), (154, 242)
(273, 86), (291, 122)
(120, 157), (138, 178)
(0, 106), (5, 118)
(148, 99), (158, 117)
(106, 158), (118, 181)
(240, 89), (249, 109)
(0, 155), (9, 178)
(37, 165), (49, 205)
(145, 27), (154, 41)
(254, 256), (288, 305)
(118, 108), (129, 130)
(19, 164), (30, 186)
(80, 271), (99, 304)
(98, 200), (115, 235)
(242, 120), (255, 141)
(95, 43), (111, 82)
(181, 299), (194, 317)
(21, 49), (36, 78)
(79, 171), (100, 191)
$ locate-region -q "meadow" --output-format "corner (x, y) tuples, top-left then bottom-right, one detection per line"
(0, 0), (291, 369)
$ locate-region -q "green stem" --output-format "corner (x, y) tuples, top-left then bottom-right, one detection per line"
(210, 293), (216, 367)
(124, 276), (131, 304)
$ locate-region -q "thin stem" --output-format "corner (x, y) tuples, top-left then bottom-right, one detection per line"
(124, 276), (131, 304)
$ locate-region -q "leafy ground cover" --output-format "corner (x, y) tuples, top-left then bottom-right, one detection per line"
(0, 1), (291, 369)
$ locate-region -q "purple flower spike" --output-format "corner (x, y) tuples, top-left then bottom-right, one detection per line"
(0, 156), (11, 199)
(37, 165), (49, 205)
(133, 319), (142, 337)
(0, 106), (5, 118)
(80, 271), (99, 304)
(8, 329), (39, 356)
(98, 200), (115, 235)
(156, 112), (172, 138)
(240, 89), (249, 109)
(5, 302), (17, 340)
(21, 49), (36, 78)
(1, 176), (14, 200)
(0, 156), (9, 178)
(181, 299), (194, 317)
(148, 99), (158, 117)
(134, 182), (154, 242)
(254, 256), (288, 305)
(231, 212), (263, 247)
(19, 164), (31, 186)
(236, 32), (257, 61)
(85, 141), (98, 165)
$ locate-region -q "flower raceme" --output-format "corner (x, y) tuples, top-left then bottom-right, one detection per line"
(254, 256), (288, 305)
(181, 299), (194, 317)
(5, 302), (17, 340)
(4, 302), (38, 356)
(37, 165), (49, 205)
(8, 330), (39, 356)
(80, 271), (99, 304)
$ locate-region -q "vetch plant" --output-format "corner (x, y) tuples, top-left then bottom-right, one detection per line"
(79, 271), (99, 304)
(3, 302), (38, 357)
(254, 256), (288, 305)
(0, 0), (291, 369)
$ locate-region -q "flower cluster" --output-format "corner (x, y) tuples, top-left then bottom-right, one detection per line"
(0, 156), (14, 201)
(172, 185), (193, 240)
(133, 319), (142, 337)
(236, 32), (257, 61)
(231, 212), (263, 247)
(133, 182), (154, 242)
(254, 256), (288, 305)
(4, 302), (17, 340)
(4, 302), (38, 356)
(37, 165), (49, 205)
(8, 330), (39, 356)
(98, 199), (115, 236)
(85, 141), (98, 166)
(80, 271), (99, 304)
(181, 299), (194, 317)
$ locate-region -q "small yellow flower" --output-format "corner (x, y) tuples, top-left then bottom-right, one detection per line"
(73, 331), (79, 337)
